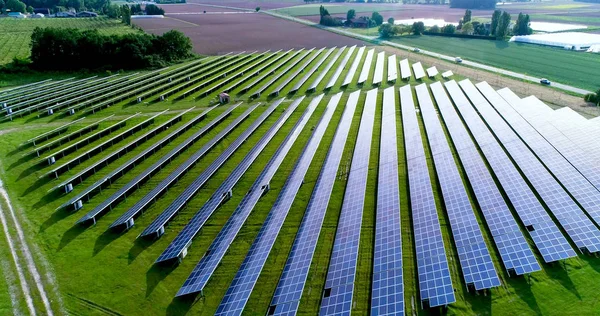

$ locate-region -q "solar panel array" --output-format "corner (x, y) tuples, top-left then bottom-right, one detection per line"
(272, 48), (324, 96)
(308, 46), (346, 91)
(171, 95), (322, 298)
(412, 62), (425, 80)
(290, 47), (336, 93)
(242, 50), (303, 93)
(432, 82), (576, 263)
(387, 55), (398, 82)
(268, 91), (360, 315)
(325, 45), (357, 89)
(25, 118), (84, 146)
(252, 49), (314, 98)
(371, 86), (403, 316)
(358, 49), (375, 85)
(75, 104), (241, 223)
(342, 46), (366, 86)
(400, 59), (411, 80)
(418, 83), (540, 275)
(399, 85), (455, 308)
(471, 81), (600, 230)
(451, 80), (600, 254)
(373, 51), (385, 85)
(213, 93), (341, 314)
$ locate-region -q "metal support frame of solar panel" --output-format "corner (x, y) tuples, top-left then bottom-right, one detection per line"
(43, 114), (137, 165)
(54, 108), (194, 193)
(341, 46), (365, 87)
(58, 106), (217, 211)
(320, 88), (377, 315)
(72, 104), (234, 219)
(432, 82), (576, 263)
(0, 79), (52, 100)
(417, 83), (540, 276)
(172, 100), (320, 306)
(157, 95), (322, 266)
(271, 48), (324, 97)
(415, 84), (502, 291)
(46, 110), (167, 179)
(400, 59), (411, 80)
(372, 51), (385, 86)
(201, 51), (279, 97)
(111, 100), (274, 231)
(426, 67), (438, 78)
(252, 48), (315, 98)
(495, 87), (600, 191)
(29, 115), (111, 157)
(412, 62), (426, 80)
(370, 86), (403, 316)
(324, 45), (357, 90)
(387, 54), (398, 83)
(240, 49), (304, 94)
(472, 81), (600, 229)
(307, 46), (347, 92)
(358, 49), (375, 85)
(140, 97), (302, 240)
(448, 80), (600, 254)
(211, 93), (340, 313)
(1, 77), (76, 106)
(268, 91), (359, 315)
(224, 49), (292, 93)
(178, 52), (262, 99)
(25, 118), (85, 146)
(399, 85), (455, 308)
(289, 47), (336, 93)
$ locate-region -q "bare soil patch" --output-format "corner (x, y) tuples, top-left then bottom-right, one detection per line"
(159, 4), (240, 13)
(189, 0), (304, 10)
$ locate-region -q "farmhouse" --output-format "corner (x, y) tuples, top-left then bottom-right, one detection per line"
(76, 11), (98, 18)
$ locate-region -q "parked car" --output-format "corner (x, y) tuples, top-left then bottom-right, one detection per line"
(455, 57), (463, 63)
(540, 78), (551, 85)
(413, 48), (420, 52)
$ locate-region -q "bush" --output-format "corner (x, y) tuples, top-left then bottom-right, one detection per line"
(412, 21), (425, 35)
(441, 24), (456, 34)
(320, 15), (342, 26)
(371, 11), (383, 25)
(145, 4), (165, 15)
(429, 25), (441, 33)
(379, 23), (396, 38)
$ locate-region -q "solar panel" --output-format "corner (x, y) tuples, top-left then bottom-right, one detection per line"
(371, 86), (403, 316)
(55, 108), (194, 192)
(448, 80), (600, 254)
(74, 104), (240, 222)
(225, 49), (292, 93)
(473, 81), (600, 228)
(47, 111), (166, 178)
(412, 62), (425, 80)
(325, 45), (357, 89)
(357, 49), (375, 85)
(29, 116), (108, 157)
(320, 88), (377, 315)
(399, 85), (455, 308)
(251, 48), (314, 97)
(242, 50), (304, 93)
(2, 77), (79, 108)
(307, 46), (346, 92)
(267, 91), (360, 315)
(24, 117), (86, 146)
(211, 93), (341, 313)
(88, 102), (260, 226)
(441, 71), (453, 78)
(426, 66), (438, 78)
(387, 54), (397, 82)
(168, 96), (321, 301)
(290, 47), (336, 93)
(373, 51), (385, 85)
(432, 82), (576, 263)
(341, 46), (365, 87)
(125, 98), (289, 233)
(418, 83), (540, 275)
(400, 59), (411, 80)
(0, 79), (52, 100)
(58, 106), (216, 211)
(272, 48), (324, 96)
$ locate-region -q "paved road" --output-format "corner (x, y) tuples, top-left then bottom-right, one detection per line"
(264, 10), (592, 96)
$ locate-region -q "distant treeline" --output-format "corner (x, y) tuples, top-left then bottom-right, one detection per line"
(30, 27), (193, 71)
(574, 0), (600, 3)
(20, 0), (108, 12)
(450, 0), (496, 9)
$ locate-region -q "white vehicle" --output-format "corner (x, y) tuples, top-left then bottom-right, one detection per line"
(455, 57), (463, 63)
(413, 48), (420, 52)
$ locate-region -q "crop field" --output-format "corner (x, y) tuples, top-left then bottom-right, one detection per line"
(386, 35), (600, 91)
(271, 3), (399, 16)
(0, 18), (139, 65)
(1, 46), (600, 316)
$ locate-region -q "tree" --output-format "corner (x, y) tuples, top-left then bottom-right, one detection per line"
(66, 0), (82, 11)
(105, 3), (120, 18)
(319, 5), (329, 17)
(584, 89), (600, 106)
(490, 9), (501, 36)
(461, 21), (474, 34)
(347, 9), (355, 21)
(513, 12), (532, 35)
(450, 0), (495, 9)
(121, 4), (131, 25)
(379, 23), (397, 38)
(255, 6), (260, 12)
(145, 4), (164, 15)
(388, 17), (394, 25)
(5, 0), (26, 13)
(0, 0), (4, 12)
(463, 9), (472, 23)
(26, 4), (32, 12)
(496, 11), (511, 39)
(441, 24), (456, 34)
(371, 11), (383, 25)
(429, 25), (441, 33)
(412, 21), (425, 35)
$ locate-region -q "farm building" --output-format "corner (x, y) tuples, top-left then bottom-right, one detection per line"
(350, 18), (369, 28)
(55, 11), (76, 18)
(510, 32), (600, 51)
(76, 11), (98, 17)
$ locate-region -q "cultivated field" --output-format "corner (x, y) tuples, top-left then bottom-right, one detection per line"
(0, 18), (139, 65)
(1, 43), (600, 316)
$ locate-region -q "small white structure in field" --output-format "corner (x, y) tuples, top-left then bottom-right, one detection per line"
(442, 71), (453, 78)
(219, 92), (230, 104)
(510, 32), (600, 51)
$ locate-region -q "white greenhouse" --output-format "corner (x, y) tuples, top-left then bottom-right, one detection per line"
(510, 32), (600, 51)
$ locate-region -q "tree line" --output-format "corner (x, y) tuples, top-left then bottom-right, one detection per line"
(0, 0), (108, 13)
(450, 0), (496, 9)
(29, 27), (193, 70)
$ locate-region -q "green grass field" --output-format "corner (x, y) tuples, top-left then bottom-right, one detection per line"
(384, 35), (600, 91)
(271, 3), (398, 16)
(0, 17), (139, 65)
(1, 48), (600, 316)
